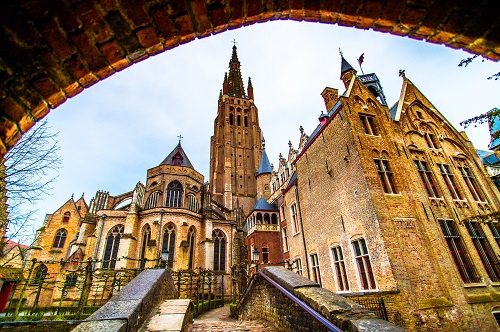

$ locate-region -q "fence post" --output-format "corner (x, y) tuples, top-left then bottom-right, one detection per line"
(14, 258), (37, 318)
(77, 259), (93, 317)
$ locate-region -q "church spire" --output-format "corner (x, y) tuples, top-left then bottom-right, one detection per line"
(256, 137), (272, 175)
(247, 77), (254, 100)
(226, 44), (246, 97)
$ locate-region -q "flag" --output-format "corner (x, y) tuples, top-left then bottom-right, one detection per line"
(357, 53), (365, 66)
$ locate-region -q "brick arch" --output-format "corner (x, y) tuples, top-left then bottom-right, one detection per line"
(0, 0), (498, 156)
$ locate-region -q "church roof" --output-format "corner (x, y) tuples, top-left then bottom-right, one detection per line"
(477, 149), (500, 165)
(252, 197), (278, 211)
(256, 148), (272, 175)
(160, 142), (194, 169)
(340, 55), (355, 78)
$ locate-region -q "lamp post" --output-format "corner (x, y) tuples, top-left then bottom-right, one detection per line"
(161, 248), (170, 269)
(156, 209), (165, 268)
(252, 248), (260, 272)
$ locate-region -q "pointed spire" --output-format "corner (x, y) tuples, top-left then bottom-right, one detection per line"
(340, 55), (355, 78)
(219, 89), (222, 100)
(223, 72), (228, 94)
(256, 136), (272, 175)
(225, 44), (246, 97)
(160, 141), (194, 169)
(247, 77), (254, 99)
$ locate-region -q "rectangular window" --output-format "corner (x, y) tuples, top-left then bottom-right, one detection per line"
(437, 164), (463, 200)
(359, 114), (377, 135)
(262, 247), (269, 264)
(438, 219), (481, 283)
(488, 223), (500, 248)
(290, 203), (300, 234)
(352, 238), (376, 290)
(310, 253), (322, 287)
(331, 246), (349, 291)
(414, 160), (440, 198)
(465, 221), (500, 282)
(459, 166), (485, 202)
(374, 159), (397, 194)
(295, 258), (303, 275)
(424, 133), (439, 149)
(282, 227), (289, 252)
(280, 205), (285, 221)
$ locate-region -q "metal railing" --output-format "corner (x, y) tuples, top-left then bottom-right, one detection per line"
(257, 270), (342, 332)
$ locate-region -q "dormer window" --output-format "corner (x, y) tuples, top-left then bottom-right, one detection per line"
(172, 152), (183, 165)
(62, 212), (70, 223)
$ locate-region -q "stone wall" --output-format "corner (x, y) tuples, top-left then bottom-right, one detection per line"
(237, 266), (407, 332)
(72, 269), (177, 332)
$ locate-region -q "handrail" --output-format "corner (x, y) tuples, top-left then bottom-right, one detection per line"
(258, 270), (343, 332)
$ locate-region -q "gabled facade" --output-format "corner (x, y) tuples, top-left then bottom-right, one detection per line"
(268, 56), (500, 331)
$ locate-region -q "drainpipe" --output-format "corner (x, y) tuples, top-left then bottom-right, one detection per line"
(93, 214), (107, 268)
(156, 209), (165, 267)
(295, 181), (310, 279)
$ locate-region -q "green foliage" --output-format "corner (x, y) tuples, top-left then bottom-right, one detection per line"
(229, 303), (237, 318)
(460, 108), (500, 140)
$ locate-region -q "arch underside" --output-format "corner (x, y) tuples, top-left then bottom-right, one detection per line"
(0, 0), (498, 156)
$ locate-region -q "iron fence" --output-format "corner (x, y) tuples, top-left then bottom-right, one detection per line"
(348, 295), (388, 321)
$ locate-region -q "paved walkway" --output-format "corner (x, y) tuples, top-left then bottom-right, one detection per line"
(190, 304), (278, 331)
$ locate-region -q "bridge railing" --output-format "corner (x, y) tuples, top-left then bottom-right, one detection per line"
(236, 266), (408, 332)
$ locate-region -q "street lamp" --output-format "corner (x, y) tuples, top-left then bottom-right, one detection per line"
(161, 248), (170, 269)
(252, 248), (260, 272)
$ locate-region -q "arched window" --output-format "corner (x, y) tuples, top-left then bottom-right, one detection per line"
(62, 212), (70, 223)
(271, 214), (278, 224)
(102, 224), (124, 269)
(163, 223), (176, 268)
(53, 229), (67, 248)
(229, 113), (234, 125)
(33, 264), (48, 285)
(244, 116), (248, 127)
(256, 213), (263, 224)
(139, 224), (151, 269)
(187, 194), (199, 213)
(187, 227), (196, 270)
(165, 181), (183, 208)
(213, 229), (226, 271)
(64, 272), (78, 288)
(145, 191), (160, 210)
(264, 213), (270, 224)
(237, 114), (241, 126)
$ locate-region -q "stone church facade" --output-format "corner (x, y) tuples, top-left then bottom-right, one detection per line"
(268, 56), (500, 331)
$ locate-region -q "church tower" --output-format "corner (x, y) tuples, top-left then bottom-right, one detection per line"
(209, 45), (263, 214)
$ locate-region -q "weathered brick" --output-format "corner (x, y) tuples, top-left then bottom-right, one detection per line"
(120, 0), (150, 28)
(228, 0), (245, 27)
(190, 0), (212, 37)
(39, 19), (75, 61)
(63, 81), (83, 98)
(71, 32), (109, 71)
(136, 27), (161, 49)
(75, 1), (113, 44)
(0, 98), (26, 122)
(99, 40), (125, 64)
(174, 14), (196, 44)
(64, 55), (90, 80)
(0, 118), (20, 147)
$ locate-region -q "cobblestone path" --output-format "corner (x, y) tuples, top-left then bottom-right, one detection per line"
(190, 305), (278, 331)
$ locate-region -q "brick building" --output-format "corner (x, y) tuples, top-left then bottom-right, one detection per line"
(269, 55), (500, 331)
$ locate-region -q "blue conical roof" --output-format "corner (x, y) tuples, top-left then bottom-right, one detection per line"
(253, 197), (278, 211)
(256, 148), (272, 175)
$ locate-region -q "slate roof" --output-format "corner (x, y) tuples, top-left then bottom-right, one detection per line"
(256, 148), (272, 175)
(477, 149), (500, 165)
(160, 143), (194, 169)
(252, 197), (278, 211)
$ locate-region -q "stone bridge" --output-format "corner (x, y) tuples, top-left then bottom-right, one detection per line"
(0, 0), (499, 156)
(73, 266), (406, 331)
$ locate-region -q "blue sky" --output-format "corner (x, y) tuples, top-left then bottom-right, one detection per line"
(16, 21), (499, 242)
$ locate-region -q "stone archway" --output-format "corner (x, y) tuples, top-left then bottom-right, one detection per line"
(0, 0), (498, 156)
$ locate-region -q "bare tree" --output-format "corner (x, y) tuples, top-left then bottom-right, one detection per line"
(0, 119), (61, 252)
(459, 54), (500, 81)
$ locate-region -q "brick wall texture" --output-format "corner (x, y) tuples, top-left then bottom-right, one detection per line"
(0, 0), (499, 156)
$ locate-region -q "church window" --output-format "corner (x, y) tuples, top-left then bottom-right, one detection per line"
(32, 264), (48, 285)
(256, 213), (263, 223)
(310, 253), (322, 287)
(290, 203), (300, 234)
(282, 227), (289, 252)
(229, 113), (234, 125)
(459, 166), (485, 202)
(331, 246), (349, 291)
(374, 159), (397, 194)
(244, 116), (248, 127)
(414, 160), (440, 198)
(264, 213), (270, 224)
(62, 212), (70, 223)
(172, 153), (183, 165)
(295, 258), (303, 275)
(424, 133), (439, 149)
(237, 115), (241, 126)
(102, 224), (124, 269)
(437, 164), (462, 200)
(187, 227), (196, 269)
(53, 229), (67, 248)
(488, 223), (500, 248)
(165, 181), (183, 208)
(163, 223), (176, 269)
(438, 219), (480, 283)
(145, 191), (160, 210)
(416, 110), (423, 119)
(465, 221), (500, 282)
(359, 114), (377, 135)
(271, 214), (277, 224)
(187, 194), (199, 213)
(352, 238), (376, 290)
(213, 229), (226, 271)
(64, 272), (78, 288)
(262, 246), (269, 263)
(139, 224), (151, 269)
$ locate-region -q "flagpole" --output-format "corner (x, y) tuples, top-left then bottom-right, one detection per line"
(357, 53), (365, 75)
